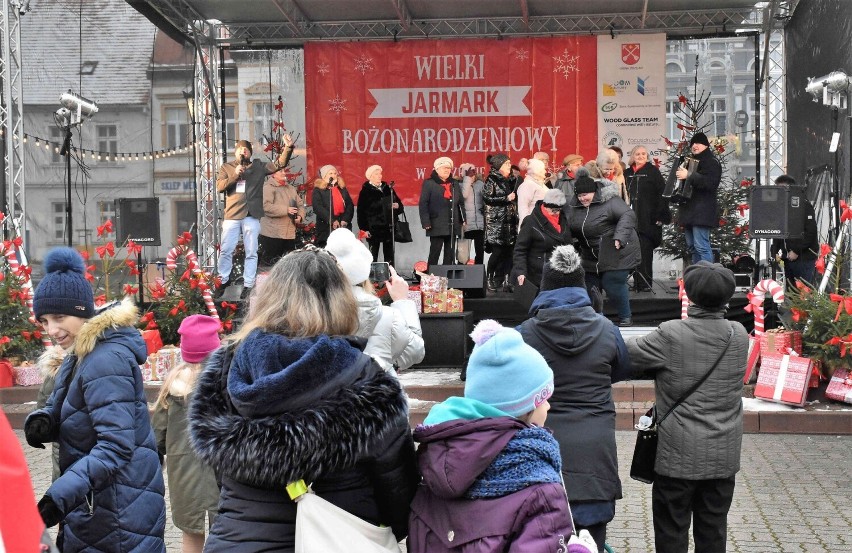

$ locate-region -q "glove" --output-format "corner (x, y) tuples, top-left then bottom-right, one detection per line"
(37, 495), (63, 528)
(24, 413), (52, 449)
(566, 529), (597, 553)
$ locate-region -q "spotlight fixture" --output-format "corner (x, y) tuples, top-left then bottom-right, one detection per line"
(805, 71), (852, 109)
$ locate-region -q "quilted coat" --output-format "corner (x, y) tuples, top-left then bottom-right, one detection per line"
(188, 330), (418, 552)
(26, 299), (166, 552)
(482, 169), (518, 247)
(353, 286), (425, 372)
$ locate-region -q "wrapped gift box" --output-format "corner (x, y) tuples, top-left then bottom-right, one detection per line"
(407, 287), (422, 314)
(754, 353), (812, 407)
(142, 329), (164, 355)
(825, 368), (852, 404)
(155, 346), (182, 381)
(759, 329), (802, 356)
(446, 288), (463, 313)
(13, 364), (43, 387)
(420, 274), (448, 294)
(744, 336), (760, 384)
(423, 291), (448, 314)
(140, 357), (154, 382)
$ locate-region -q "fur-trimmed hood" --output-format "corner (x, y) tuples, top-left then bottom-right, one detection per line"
(38, 345), (66, 378)
(72, 298), (144, 362)
(567, 178), (619, 207)
(312, 175), (347, 190)
(188, 330), (409, 489)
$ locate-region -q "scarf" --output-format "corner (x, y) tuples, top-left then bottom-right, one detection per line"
(631, 162), (646, 172)
(441, 182), (452, 200)
(603, 169), (616, 180)
(331, 185), (345, 216)
(465, 426), (562, 499)
(540, 204), (561, 232)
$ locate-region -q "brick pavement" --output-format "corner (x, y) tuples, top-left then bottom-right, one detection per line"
(17, 431), (851, 552)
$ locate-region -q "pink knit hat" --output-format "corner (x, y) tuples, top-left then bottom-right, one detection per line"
(178, 315), (221, 363)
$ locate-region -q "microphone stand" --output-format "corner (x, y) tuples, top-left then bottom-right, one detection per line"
(388, 180), (396, 267)
(448, 178), (457, 264)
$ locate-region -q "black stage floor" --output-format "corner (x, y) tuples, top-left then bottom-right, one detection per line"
(464, 278), (754, 331)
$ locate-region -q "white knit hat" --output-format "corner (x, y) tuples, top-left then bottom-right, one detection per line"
(365, 164), (382, 181)
(324, 228), (372, 285)
(433, 156), (453, 170)
(319, 164), (336, 180)
(527, 158), (547, 180)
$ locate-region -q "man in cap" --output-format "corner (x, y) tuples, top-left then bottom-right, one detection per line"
(675, 132), (722, 265)
(556, 154), (583, 198)
(215, 135), (294, 300)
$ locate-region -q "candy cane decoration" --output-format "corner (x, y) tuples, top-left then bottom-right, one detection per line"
(166, 245), (220, 320)
(747, 279), (784, 336)
(1, 242), (52, 347)
(678, 278), (689, 319)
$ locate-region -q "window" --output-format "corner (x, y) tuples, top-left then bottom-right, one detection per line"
(49, 127), (63, 163)
(97, 125), (118, 162)
(665, 99), (683, 141)
(165, 107), (190, 149)
(52, 202), (67, 242)
(97, 201), (115, 237)
(252, 103), (273, 142)
(709, 98), (727, 137)
(175, 200), (197, 244)
(225, 105), (236, 147)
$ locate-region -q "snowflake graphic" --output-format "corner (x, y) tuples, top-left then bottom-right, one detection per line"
(317, 63), (330, 76)
(354, 55), (374, 75)
(328, 95), (347, 113)
(552, 49), (580, 79)
(515, 48), (529, 61)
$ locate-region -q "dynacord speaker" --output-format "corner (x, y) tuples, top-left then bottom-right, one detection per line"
(428, 264), (486, 298)
(749, 185), (805, 239)
(115, 198), (161, 246)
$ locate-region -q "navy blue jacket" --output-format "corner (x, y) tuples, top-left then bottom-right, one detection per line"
(678, 147), (722, 228)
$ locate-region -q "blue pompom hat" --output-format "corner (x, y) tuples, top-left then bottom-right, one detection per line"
(33, 247), (95, 320)
(464, 320), (554, 418)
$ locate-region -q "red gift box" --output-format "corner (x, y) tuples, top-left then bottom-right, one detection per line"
(754, 353), (812, 407)
(0, 360), (13, 388)
(759, 329), (802, 356)
(743, 336), (760, 384)
(12, 364), (43, 387)
(142, 329), (164, 356)
(825, 368), (852, 405)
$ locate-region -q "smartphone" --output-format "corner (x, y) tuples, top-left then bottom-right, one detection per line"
(369, 262), (390, 283)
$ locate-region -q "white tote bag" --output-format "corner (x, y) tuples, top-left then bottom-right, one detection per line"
(294, 492), (400, 553)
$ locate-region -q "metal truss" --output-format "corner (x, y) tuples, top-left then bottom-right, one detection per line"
(1, 0), (26, 238)
(762, 29), (785, 182)
(193, 36), (221, 273)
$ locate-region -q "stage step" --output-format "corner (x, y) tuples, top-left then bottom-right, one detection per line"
(4, 372), (850, 434)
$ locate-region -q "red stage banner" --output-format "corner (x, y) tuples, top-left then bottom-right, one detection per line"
(304, 37), (598, 204)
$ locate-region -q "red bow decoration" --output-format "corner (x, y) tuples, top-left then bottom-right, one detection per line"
(815, 256), (826, 275)
(358, 230), (369, 240)
(825, 335), (852, 357)
(0, 212), (4, 224)
(734, 225), (744, 236)
(222, 319), (233, 332)
(678, 94), (688, 105)
(79, 249), (90, 261)
(676, 123), (695, 131)
(719, 218), (727, 227)
(125, 259), (140, 276)
(652, 157), (661, 167)
(736, 203), (749, 217)
(97, 219), (114, 237)
(0, 336), (10, 347)
(791, 308), (807, 322)
(820, 243), (832, 257)
(714, 144), (725, 154)
(740, 179), (752, 187)
(149, 283), (167, 300)
(180, 269), (192, 282)
(94, 294), (107, 306)
(169, 299), (188, 316)
(264, 141), (280, 153)
(829, 293), (852, 322)
(123, 284), (139, 296)
(840, 200), (852, 222)
(9, 289), (28, 303)
(743, 291), (764, 314)
(15, 264), (32, 279)
(0, 273), (4, 283)
(96, 242), (115, 258)
(272, 120), (286, 132)
(274, 98), (283, 111)
(176, 232), (193, 246)
(126, 240), (142, 256)
(21, 331), (32, 341)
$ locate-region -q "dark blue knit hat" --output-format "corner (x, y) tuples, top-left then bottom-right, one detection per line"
(33, 247), (94, 320)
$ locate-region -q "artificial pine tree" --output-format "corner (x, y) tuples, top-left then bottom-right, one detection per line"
(657, 91), (752, 269)
(0, 226), (43, 362)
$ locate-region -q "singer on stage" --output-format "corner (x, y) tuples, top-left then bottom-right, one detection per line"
(312, 164), (355, 247)
(259, 167), (305, 267)
(676, 132), (721, 265)
(357, 165), (403, 264)
(215, 136), (294, 300)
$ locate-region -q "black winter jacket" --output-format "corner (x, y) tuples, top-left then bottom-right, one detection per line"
(678, 148), (722, 228)
(511, 201), (573, 288)
(356, 181), (403, 241)
(770, 197), (819, 260)
(312, 181), (355, 244)
(565, 180), (641, 274)
(483, 169), (518, 247)
(418, 170), (465, 237)
(189, 331), (418, 552)
(624, 163), (671, 246)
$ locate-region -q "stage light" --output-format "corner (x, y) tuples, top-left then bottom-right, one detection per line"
(805, 71), (852, 109)
(60, 91), (99, 119)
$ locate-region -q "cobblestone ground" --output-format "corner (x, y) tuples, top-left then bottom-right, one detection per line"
(18, 431), (851, 552)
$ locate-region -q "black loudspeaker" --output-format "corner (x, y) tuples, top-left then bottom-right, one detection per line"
(428, 264), (486, 298)
(115, 198), (161, 245)
(418, 312), (474, 368)
(749, 186), (805, 239)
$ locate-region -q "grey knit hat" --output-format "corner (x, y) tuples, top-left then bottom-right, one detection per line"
(33, 247), (95, 320)
(542, 189), (566, 208)
(540, 245), (586, 291)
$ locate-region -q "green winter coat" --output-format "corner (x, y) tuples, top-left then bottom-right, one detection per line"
(152, 367), (219, 533)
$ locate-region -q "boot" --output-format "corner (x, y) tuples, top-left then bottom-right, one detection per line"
(487, 274), (498, 292)
(502, 275), (514, 293)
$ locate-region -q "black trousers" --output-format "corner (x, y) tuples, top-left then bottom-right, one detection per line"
(428, 236), (453, 267)
(464, 229), (485, 264)
(487, 244), (514, 283)
(258, 235), (296, 267)
(652, 474), (736, 553)
(575, 522), (607, 553)
(367, 236), (394, 265)
(634, 234), (656, 290)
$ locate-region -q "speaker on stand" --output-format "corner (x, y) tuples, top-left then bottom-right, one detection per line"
(427, 264), (487, 298)
(115, 198), (161, 304)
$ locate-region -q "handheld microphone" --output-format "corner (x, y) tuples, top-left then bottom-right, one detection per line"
(289, 199), (298, 219)
(388, 180), (395, 187)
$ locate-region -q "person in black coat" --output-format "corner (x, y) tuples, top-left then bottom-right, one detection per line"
(483, 153), (519, 292)
(676, 133), (722, 265)
(418, 156), (466, 267)
(769, 174), (819, 288)
(357, 164), (403, 265)
(625, 146), (671, 291)
(512, 189), (573, 289)
(188, 248), (418, 552)
(517, 245), (632, 551)
(312, 165), (354, 247)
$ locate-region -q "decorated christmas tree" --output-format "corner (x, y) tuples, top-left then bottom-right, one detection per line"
(657, 91), (752, 267)
(0, 216), (44, 361)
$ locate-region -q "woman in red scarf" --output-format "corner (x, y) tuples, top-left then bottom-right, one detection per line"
(312, 165), (354, 247)
(418, 157), (466, 268)
(512, 189), (573, 289)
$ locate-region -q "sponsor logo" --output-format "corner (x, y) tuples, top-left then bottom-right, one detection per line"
(132, 237), (159, 242)
(622, 43), (641, 65)
(637, 76), (648, 95)
(601, 101), (618, 112)
(602, 83), (616, 96)
(755, 229), (782, 234)
(602, 131), (622, 148)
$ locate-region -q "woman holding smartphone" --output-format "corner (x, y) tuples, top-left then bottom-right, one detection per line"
(326, 228), (425, 372)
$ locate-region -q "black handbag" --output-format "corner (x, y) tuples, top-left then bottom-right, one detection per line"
(630, 326), (734, 484)
(394, 211), (413, 243)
